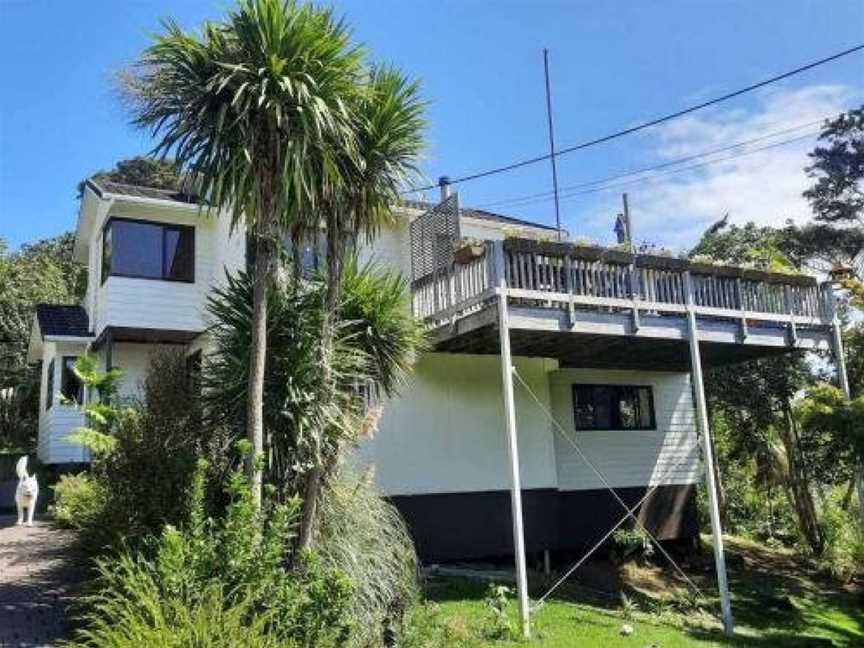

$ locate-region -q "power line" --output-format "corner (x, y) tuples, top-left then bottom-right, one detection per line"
(499, 130), (819, 209)
(479, 118), (826, 209)
(404, 44), (864, 194)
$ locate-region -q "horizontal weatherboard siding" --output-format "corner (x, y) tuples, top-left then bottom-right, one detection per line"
(356, 352), (559, 496)
(549, 368), (701, 491)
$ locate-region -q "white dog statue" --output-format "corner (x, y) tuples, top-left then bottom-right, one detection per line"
(15, 456), (38, 526)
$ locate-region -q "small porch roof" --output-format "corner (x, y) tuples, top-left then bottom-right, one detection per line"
(27, 304), (94, 362)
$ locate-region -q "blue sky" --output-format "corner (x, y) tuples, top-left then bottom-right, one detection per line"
(1, 0), (862, 251)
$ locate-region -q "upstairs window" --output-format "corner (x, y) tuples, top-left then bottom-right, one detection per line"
(61, 356), (83, 403)
(572, 384), (655, 431)
(102, 218), (194, 283)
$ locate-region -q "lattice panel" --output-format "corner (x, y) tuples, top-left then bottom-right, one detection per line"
(410, 194), (461, 281)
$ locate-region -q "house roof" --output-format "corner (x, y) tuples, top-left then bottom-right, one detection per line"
(84, 179), (556, 231)
(86, 179), (200, 205)
(460, 207), (559, 232)
(35, 304), (92, 339)
(401, 199), (558, 232)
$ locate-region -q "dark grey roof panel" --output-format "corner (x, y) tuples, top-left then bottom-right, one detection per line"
(86, 179), (200, 205)
(35, 305), (92, 338)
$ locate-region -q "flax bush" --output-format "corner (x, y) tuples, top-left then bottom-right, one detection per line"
(318, 468), (419, 646)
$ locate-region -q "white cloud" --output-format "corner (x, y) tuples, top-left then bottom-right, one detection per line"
(581, 84), (861, 252)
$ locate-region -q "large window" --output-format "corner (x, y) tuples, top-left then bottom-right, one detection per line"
(45, 359), (55, 411)
(572, 384), (655, 431)
(61, 356), (83, 403)
(102, 218), (194, 283)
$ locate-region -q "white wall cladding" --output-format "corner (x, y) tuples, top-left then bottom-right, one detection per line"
(111, 342), (183, 401)
(90, 202), (245, 336)
(549, 368), (702, 490)
(357, 216), (412, 277)
(38, 407), (87, 464)
(37, 341), (88, 464)
(357, 353), (560, 496)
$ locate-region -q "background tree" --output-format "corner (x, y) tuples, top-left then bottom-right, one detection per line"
(0, 233), (85, 450)
(804, 106), (863, 226)
(77, 157), (183, 196)
(690, 221), (826, 553)
(125, 0), (365, 506)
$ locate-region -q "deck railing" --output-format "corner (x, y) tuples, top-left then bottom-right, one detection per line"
(411, 239), (834, 329)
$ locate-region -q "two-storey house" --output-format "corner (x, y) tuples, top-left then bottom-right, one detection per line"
(29, 177), (844, 616)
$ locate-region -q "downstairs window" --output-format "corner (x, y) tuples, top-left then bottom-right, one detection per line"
(572, 384), (655, 431)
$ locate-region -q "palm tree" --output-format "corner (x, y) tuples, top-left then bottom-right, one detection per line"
(299, 67), (425, 548)
(124, 0), (364, 506)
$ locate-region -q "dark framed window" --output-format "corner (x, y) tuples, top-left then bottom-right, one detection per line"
(102, 218), (194, 283)
(61, 356), (83, 403)
(45, 359), (55, 410)
(572, 384), (655, 431)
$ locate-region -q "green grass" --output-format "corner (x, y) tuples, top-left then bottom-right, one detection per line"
(415, 537), (863, 647)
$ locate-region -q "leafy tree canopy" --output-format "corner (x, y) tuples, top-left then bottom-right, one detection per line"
(804, 106), (864, 226)
(0, 232), (86, 449)
(689, 220), (796, 272)
(77, 156), (182, 197)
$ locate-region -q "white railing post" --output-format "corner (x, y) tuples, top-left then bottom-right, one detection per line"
(496, 275), (531, 640)
(684, 272), (734, 638)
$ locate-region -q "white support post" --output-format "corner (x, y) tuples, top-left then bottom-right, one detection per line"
(684, 272), (734, 638)
(497, 278), (531, 640)
(827, 289), (862, 516)
(831, 318), (851, 400)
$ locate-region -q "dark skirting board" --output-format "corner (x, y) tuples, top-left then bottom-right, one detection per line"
(390, 484), (698, 562)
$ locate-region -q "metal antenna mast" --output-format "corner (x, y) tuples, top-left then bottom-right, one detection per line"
(543, 49), (562, 241)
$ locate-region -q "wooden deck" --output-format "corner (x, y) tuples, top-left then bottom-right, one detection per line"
(411, 239), (836, 370)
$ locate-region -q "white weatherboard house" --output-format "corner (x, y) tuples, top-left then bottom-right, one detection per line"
(30, 178), (848, 634)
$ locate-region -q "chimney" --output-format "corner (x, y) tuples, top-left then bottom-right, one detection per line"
(438, 176), (451, 202)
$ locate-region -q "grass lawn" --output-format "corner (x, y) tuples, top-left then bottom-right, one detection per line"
(415, 537), (863, 647)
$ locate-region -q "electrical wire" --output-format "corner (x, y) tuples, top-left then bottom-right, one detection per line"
(491, 130), (819, 210)
(477, 117), (826, 209)
(403, 44), (864, 194)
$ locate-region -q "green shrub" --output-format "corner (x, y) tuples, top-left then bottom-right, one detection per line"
(817, 488), (864, 581)
(67, 459), (354, 648)
(611, 527), (654, 564)
(61, 350), (220, 551)
(66, 582), (293, 648)
(51, 473), (108, 531)
(401, 603), (474, 648)
(482, 583), (518, 641)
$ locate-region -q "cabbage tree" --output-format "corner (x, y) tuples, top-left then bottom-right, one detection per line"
(125, 0), (364, 505)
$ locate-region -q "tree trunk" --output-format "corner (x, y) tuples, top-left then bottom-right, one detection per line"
(856, 465), (864, 522)
(246, 233), (272, 510)
(778, 404), (824, 554)
(297, 211), (345, 551)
